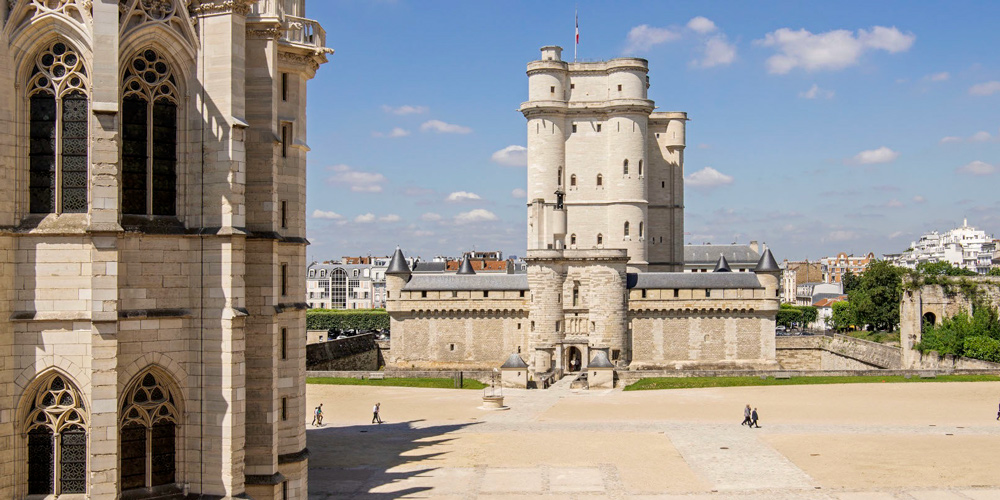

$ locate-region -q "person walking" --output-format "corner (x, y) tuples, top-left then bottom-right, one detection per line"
(741, 404), (752, 426)
(372, 402), (383, 424)
(996, 398), (999, 420)
(751, 407), (760, 428)
(312, 403), (323, 426)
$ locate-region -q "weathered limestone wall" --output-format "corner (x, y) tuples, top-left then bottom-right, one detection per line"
(387, 312), (529, 370)
(630, 313), (777, 369)
(776, 335), (901, 370)
(901, 278), (1000, 369)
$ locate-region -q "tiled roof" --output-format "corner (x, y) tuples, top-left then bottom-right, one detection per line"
(627, 272), (763, 289)
(402, 274), (529, 291)
(685, 244), (761, 265)
(500, 354), (528, 368)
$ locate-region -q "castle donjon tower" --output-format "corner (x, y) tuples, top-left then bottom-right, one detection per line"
(521, 46), (685, 272)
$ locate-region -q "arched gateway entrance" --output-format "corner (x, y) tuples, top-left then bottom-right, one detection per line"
(565, 346), (583, 372)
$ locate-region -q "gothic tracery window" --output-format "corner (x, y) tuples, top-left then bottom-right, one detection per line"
(122, 48), (178, 216)
(27, 41), (89, 214)
(24, 373), (88, 495)
(120, 370), (180, 491)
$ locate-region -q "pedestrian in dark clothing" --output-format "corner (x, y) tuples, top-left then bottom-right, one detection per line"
(996, 399), (999, 420)
(741, 404), (752, 426)
(751, 408), (760, 428)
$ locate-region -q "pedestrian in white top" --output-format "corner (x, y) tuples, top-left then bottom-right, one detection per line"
(372, 402), (382, 424)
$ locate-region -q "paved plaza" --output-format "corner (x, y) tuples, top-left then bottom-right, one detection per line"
(305, 379), (1000, 499)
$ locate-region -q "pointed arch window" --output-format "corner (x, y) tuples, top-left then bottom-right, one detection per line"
(24, 373), (88, 495)
(570, 174), (576, 187)
(597, 233), (603, 245)
(27, 41), (89, 214)
(122, 49), (178, 216)
(570, 233), (576, 246)
(120, 370), (180, 492)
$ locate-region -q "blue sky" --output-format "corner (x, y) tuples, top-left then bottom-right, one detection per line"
(303, 0), (1000, 263)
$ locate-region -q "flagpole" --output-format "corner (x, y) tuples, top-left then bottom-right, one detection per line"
(574, 7), (578, 62)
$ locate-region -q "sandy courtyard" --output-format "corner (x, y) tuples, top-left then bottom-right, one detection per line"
(305, 380), (1000, 499)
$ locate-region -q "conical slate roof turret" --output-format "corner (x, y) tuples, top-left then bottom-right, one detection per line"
(589, 351), (614, 368)
(386, 247), (411, 275)
(754, 248), (780, 273)
(457, 255), (476, 275)
(500, 354), (528, 369)
(713, 255), (732, 272)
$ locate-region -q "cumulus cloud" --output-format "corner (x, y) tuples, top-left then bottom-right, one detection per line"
(851, 146), (899, 165)
(420, 212), (442, 221)
(511, 188), (527, 198)
(378, 214), (401, 222)
(692, 35), (736, 68)
(687, 16), (717, 34)
(382, 104), (427, 115)
(969, 81), (1000, 96)
(969, 131), (993, 142)
(446, 191), (482, 203)
(755, 26), (915, 74)
(886, 199), (904, 208)
(624, 25), (681, 53)
(913, 195), (926, 203)
(685, 166), (734, 189)
(311, 209), (343, 220)
(326, 164), (386, 193)
(420, 120), (472, 134)
(491, 145), (527, 167)
(924, 72), (950, 82)
(372, 127), (410, 138)
(956, 160), (996, 176)
(354, 213), (376, 223)
(799, 84), (835, 99)
(454, 209), (498, 224)
(940, 136), (963, 144)
(888, 231), (905, 239)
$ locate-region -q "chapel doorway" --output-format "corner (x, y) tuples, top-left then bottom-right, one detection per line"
(566, 346), (582, 372)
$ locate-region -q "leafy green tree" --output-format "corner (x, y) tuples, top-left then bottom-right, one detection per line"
(841, 270), (859, 294)
(307, 309), (389, 331)
(829, 301), (855, 331)
(776, 308), (802, 328)
(798, 305), (818, 326)
(917, 304), (1000, 359)
(988, 268), (1000, 277)
(847, 260), (904, 331)
(916, 261), (978, 277)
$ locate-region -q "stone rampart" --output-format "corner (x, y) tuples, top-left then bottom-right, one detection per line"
(776, 334), (901, 370)
(307, 369), (496, 384)
(306, 333), (381, 371)
(615, 367), (1000, 385)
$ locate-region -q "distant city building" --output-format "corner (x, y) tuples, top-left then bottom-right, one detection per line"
(307, 263), (379, 309)
(812, 295), (848, 330)
(684, 242), (762, 273)
(779, 259), (824, 303)
(796, 282), (843, 307)
(889, 219), (996, 274)
(821, 252), (876, 284)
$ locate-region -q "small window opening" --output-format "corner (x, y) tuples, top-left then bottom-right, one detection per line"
(572, 124), (577, 133)
(570, 174), (577, 186)
(639, 222), (644, 238)
(570, 234), (576, 245)
(557, 167), (562, 185)
(641, 290), (647, 298)
(570, 83), (575, 89)
(705, 289), (711, 297)
(517, 323), (521, 330)
(281, 397), (288, 421)
(596, 174), (603, 186)
(596, 123), (602, 132)
(281, 264), (288, 296)
(624, 221), (630, 237)
(555, 321), (560, 332)
(484, 291), (489, 298)
(281, 124), (290, 158)
(673, 289), (679, 298)
(597, 234), (603, 245)
(421, 291), (427, 298)
(617, 84), (623, 91)
(281, 328), (287, 360)
(572, 285), (579, 306)
(550, 85), (555, 93)
(638, 160), (643, 176)
(519, 290), (526, 298)
(530, 321), (535, 331)
(612, 349), (620, 360)
(662, 181), (665, 188)
(280, 200), (288, 229)
(451, 291), (458, 298)
(281, 73), (289, 101)
(449, 343), (455, 351)
(282, 481), (289, 500)
(623, 159), (629, 175)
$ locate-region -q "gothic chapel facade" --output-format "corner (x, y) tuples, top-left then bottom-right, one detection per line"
(0, 0), (330, 498)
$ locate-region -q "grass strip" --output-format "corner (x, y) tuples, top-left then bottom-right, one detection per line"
(307, 376), (487, 390)
(623, 374), (1000, 391)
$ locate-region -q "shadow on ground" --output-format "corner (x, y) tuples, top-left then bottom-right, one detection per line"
(307, 419), (479, 499)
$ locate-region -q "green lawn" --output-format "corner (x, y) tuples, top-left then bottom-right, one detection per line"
(307, 376), (487, 390)
(623, 374), (1000, 391)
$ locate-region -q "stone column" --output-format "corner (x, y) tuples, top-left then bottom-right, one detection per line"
(88, 1), (122, 496)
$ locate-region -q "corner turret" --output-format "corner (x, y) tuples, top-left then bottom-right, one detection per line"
(713, 255), (732, 272)
(457, 255), (476, 275)
(754, 248), (781, 299)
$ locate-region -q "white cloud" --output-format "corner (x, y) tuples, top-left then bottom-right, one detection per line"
(686, 16), (717, 34)
(825, 230), (859, 242)
(692, 35), (736, 68)
(326, 164), (386, 193)
(454, 209), (498, 224)
(888, 231), (905, 239)
(446, 191), (482, 203)
(969, 81), (1000, 96)
(940, 136), (963, 144)
(420, 120), (472, 134)
(886, 199), (904, 208)
(420, 212), (442, 221)
(913, 195), (925, 203)
(956, 160), (996, 176)
(685, 166), (734, 188)
(924, 72), (950, 82)
(354, 213), (376, 223)
(798, 84), (835, 99)
(378, 214), (401, 222)
(491, 145), (528, 167)
(511, 188), (527, 198)
(969, 131), (992, 143)
(311, 209), (343, 220)
(697, 143), (711, 149)
(624, 25), (681, 53)
(382, 104), (427, 115)
(851, 146), (898, 165)
(372, 127), (410, 138)
(756, 26), (915, 74)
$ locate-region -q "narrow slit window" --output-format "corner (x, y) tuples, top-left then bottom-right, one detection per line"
(623, 159), (629, 175)
(280, 200), (288, 228)
(282, 72), (289, 101)
(281, 124), (290, 158)
(281, 327), (287, 359)
(596, 174), (603, 186)
(281, 264), (288, 296)
(281, 397), (288, 421)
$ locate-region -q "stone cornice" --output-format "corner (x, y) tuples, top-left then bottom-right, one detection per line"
(278, 50), (321, 72)
(189, 0), (252, 17)
(246, 26), (281, 39)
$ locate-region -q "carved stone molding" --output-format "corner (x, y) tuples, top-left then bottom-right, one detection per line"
(246, 26), (280, 39)
(278, 50), (320, 71)
(188, 0), (251, 16)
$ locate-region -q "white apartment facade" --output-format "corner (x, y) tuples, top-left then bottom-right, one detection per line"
(891, 219), (996, 274)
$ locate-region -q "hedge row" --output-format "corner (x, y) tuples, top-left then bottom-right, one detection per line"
(306, 309), (389, 331)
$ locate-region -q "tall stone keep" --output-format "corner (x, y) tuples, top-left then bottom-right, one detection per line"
(520, 46), (686, 272)
(0, 1), (330, 498)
